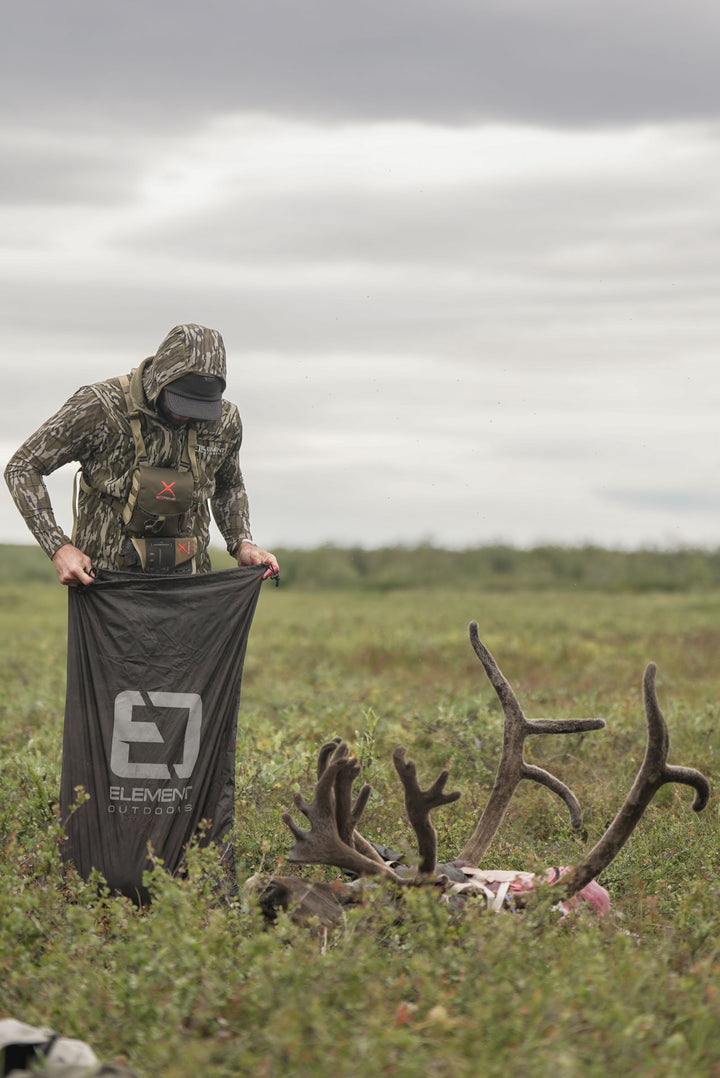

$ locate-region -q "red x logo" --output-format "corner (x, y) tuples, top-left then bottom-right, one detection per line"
(157, 480), (176, 500)
(177, 542), (190, 554)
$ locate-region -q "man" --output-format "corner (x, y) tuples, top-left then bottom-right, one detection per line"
(5, 323), (279, 583)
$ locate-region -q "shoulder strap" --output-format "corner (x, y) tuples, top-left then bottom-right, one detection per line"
(119, 373), (149, 465)
(119, 373), (198, 480)
(71, 467), (81, 544)
(185, 425), (198, 481)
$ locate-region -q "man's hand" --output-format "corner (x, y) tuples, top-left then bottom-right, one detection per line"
(52, 543), (96, 587)
(237, 540), (280, 580)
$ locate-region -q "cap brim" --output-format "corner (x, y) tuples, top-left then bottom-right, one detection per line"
(164, 387), (222, 421)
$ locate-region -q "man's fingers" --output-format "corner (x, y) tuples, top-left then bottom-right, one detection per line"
(52, 543), (95, 587)
(238, 541), (279, 576)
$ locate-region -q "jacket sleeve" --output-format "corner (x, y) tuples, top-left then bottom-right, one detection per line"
(209, 436), (253, 557)
(4, 388), (105, 559)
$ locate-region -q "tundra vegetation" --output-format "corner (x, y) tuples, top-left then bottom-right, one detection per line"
(2, 542), (720, 1077)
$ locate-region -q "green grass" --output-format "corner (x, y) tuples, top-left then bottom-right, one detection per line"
(2, 544), (720, 1076)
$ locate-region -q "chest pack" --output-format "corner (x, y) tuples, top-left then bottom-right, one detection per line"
(118, 375), (199, 539)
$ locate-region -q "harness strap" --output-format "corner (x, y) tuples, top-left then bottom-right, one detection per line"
(71, 467), (81, 544)
(119, 373), (149, 465)
(73, 467), (116, 539)
(186, 425), (198, 478)
(118, 373), (199, 480)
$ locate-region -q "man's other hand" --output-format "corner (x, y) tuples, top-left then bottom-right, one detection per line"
(52, 543), (96, 587)
(237, 540), (280, 580)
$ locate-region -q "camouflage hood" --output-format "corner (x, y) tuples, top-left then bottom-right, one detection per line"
(130, 324), (228, 412)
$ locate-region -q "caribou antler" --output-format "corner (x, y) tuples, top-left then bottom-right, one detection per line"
(282, 627), (606, 879)
(457, 622), (606, 865)
(562, 661), (710, 897)
(392, 747), (461, 874)
(283, 740), (461, 879)
(318, 739), (391, 865)
(283, 740), (397, 880)
(278, 629), (710, 921)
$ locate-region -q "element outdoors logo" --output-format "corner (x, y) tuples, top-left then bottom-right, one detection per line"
(110, 690), (202, 780)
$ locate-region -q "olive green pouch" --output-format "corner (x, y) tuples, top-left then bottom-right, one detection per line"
(122, 464), (195, 537)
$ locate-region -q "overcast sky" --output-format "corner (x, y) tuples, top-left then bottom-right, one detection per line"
(2, 1), (720, 553)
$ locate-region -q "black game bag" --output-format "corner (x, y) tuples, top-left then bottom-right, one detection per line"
(59, 566), (265, 902)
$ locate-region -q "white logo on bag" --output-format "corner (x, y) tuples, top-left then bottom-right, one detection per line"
(110, 691), (202, 780)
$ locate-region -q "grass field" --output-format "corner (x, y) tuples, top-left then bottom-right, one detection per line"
(2, 543), (720, 1076)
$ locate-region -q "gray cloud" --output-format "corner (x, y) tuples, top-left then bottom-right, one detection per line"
(0, 130), (142, 205)
(5, 1), (720, 128)
(2, 4), (720, 552)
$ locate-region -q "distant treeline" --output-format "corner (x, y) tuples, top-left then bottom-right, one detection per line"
(5, 541), (720, 592)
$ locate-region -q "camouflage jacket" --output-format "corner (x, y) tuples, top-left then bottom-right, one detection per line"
(4, 325), (253, 573)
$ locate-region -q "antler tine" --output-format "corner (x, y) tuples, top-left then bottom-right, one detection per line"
(563, 661), (710, 897)
(318, 739), (386, 864)
(333, 751), (373, 846)
(458, 623), (606, 865)
(393, 748), (461, 874)
(317, 737), (345, 779)
(283, 755), (399, 879)
(521, 764), (584, 830)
